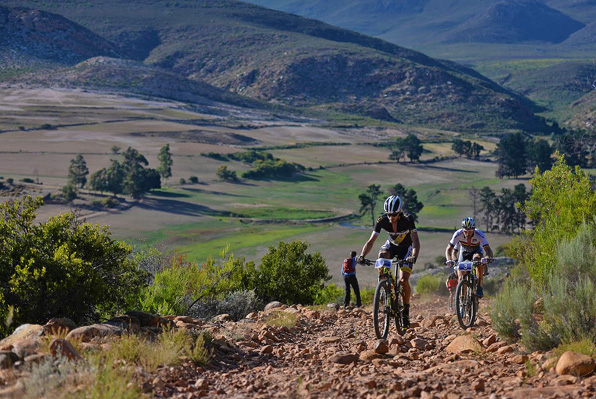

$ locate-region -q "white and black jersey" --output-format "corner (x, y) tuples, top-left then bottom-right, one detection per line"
(449, 228), (489, 253)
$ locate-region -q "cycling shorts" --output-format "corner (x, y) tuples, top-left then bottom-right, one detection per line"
(459, 248), (483, 262)
(379, 241), (413, 274)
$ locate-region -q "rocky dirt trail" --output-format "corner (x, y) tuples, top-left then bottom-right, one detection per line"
(146, 296), (596, 399)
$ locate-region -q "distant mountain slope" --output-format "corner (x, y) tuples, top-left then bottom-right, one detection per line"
(2, 1), (549, 133)
(0, 6), (119, 64)
(245, 0), (596, 56)
(445, 0), (584, 44)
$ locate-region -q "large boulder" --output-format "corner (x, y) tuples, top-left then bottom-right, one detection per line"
(42, 318), (77, 336)
(66, 324), (124, 342)
(555, 351), (595, 376)
(0, 324), (44, 349)
(446, 335), (484, 354)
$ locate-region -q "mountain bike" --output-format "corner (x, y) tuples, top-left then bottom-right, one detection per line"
(453, 258), (492, 329)
(362, 258), (409, 339)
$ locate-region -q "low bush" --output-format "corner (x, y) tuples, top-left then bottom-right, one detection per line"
(415, 274), (443, 295)
(188, 290), (263, 321)
(314, 283), (344, 305)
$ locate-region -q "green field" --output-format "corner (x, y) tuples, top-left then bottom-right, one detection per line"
(0, 88), (521, 285)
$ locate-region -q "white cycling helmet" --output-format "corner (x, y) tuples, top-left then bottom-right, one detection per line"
(383, 195), (402, 214)
(461, 217), (476, 229)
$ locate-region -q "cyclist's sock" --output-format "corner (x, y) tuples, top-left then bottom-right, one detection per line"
(477, 286), (484, 298)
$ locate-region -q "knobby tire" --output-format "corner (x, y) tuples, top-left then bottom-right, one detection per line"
(455, 278), (477, 329)
(393, 280), (405, 336)
(373, 279), (391, 339)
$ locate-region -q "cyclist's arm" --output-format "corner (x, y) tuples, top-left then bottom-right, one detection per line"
(410, 231), (420, 261)
(360, 231), (378, 259)
(482, 244), (494, 259)
(446, 243), (457, 261)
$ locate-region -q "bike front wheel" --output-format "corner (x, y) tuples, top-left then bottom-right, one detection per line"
(455, 279), (477, 329)
(373, 279), (391, 339)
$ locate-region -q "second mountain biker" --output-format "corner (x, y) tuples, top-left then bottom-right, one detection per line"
(358, 195), (421, 329)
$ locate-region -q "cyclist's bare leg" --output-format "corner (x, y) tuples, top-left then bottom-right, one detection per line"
(400, 269), (411, 305)
(473, 254), (484, 286)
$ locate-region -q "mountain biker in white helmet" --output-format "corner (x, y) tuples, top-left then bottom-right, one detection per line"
(445, 217), (494, 298)
(358, 195), (420, 328)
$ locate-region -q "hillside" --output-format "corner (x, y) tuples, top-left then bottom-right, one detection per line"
(1, 0), (550, 133)
(244, 0), (596, 57)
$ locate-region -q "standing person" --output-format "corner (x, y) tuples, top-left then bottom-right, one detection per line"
(445, 217), (494, 298)
(342, 251), (362, 308)
(358, 195), (420, 328)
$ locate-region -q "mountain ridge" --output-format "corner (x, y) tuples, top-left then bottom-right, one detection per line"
(1, 1), (552, 133)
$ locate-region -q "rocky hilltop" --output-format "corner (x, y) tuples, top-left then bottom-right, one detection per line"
(1, 1), (550, 133)
(0, 297), (594, 398)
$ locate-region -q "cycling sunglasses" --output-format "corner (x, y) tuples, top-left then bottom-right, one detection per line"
(387, 212), (400, 217)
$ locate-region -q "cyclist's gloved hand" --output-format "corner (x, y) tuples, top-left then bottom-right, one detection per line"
(481, 257), (490, 264)
(445, 260), (455, 267)
(406, 256), (417, 264)
(356, 255), (365, 264)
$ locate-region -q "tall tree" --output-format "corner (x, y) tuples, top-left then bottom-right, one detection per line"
(528, 139), (553, 172)
(496, 133), (528, 178)
(157, 144), (173, 184)
(403, 134), (424, 162)
(67, 154), (89, 189)
(359, 184), (382, 226)
(388, 183), (424, 222)
(479, 186), (496, 232)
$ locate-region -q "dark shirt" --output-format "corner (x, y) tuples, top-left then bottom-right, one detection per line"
(373, 213), (417, 248)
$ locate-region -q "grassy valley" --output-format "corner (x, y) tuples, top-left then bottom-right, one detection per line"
(0, 88), (518, 288)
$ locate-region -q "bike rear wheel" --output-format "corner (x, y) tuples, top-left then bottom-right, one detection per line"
(455, 278), (477, 329)
(373, 279), (391, 339)
(393, 280), (405, 335)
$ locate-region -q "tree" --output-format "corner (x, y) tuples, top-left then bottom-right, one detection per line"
(0, 196), (148, 333)
(528, 139), (553, 172)
(67, 154), (89, 189)
(496, 133), (528, 178)
(389, 183), (424, 222)
(403, 134), (423, 162)
(157, 144), (173, 185)
(216, 165), (238, 182)
(359, 184), (382, 226)
(389, 148), (405, 163)
(479, 186), (496, 232)
(471, 142), (484, 158)
(452, 139), (466, 157)
(252, 240), (330, 305)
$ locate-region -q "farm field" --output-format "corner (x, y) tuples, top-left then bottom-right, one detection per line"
(1, 88), (517, 286)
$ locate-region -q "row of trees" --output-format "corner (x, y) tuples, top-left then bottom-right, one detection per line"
(64, 145), (173, 200)
(472, 185), (529, 234)
(452, 139), (485, 158)
(495, 129), (596, 179)
(358, 183), (424, 225)
(214, 151), (306, 181)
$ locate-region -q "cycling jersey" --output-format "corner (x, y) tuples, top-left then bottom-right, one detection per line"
(449, 228), (488, 253)
(373, 213), (417, 248)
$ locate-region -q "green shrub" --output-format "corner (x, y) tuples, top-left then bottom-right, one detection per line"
(179, 178), (186, 184)
(252, 240), (330, 305)
(22, 178), (35, 183)
(103, 197), (119, 208)
(6, 178), (13, 184)
(189, 290), (263, 321)
(0, 196), (148, 334)
(415, 274), (443, 295)
(314, 283), (344, 305)
(139, 250), (256, 316)
(554, 338), (596, 358)
(360, 286), (376, 305)
(189, 176), (199, 184)
(61, 184), (77, 202)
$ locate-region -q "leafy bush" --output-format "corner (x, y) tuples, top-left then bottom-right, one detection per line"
(521, 155), (596, 286)
(61, 184), (77, 202)
(6, 178), (13, 184)
(242, 159), (305, 179)
(22, 178), (35, 183)
(103, 197), (119, 208)
(189, 176), (199, 184)
(314, 283), (344, 305)
(360, 286), (376, 305)
(216, 165), (238, 182)
(415, 274), (443, 295)
(252, 240), (330, 305)
(0, 197), (148, 333)
(139, 251), (256, 316)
